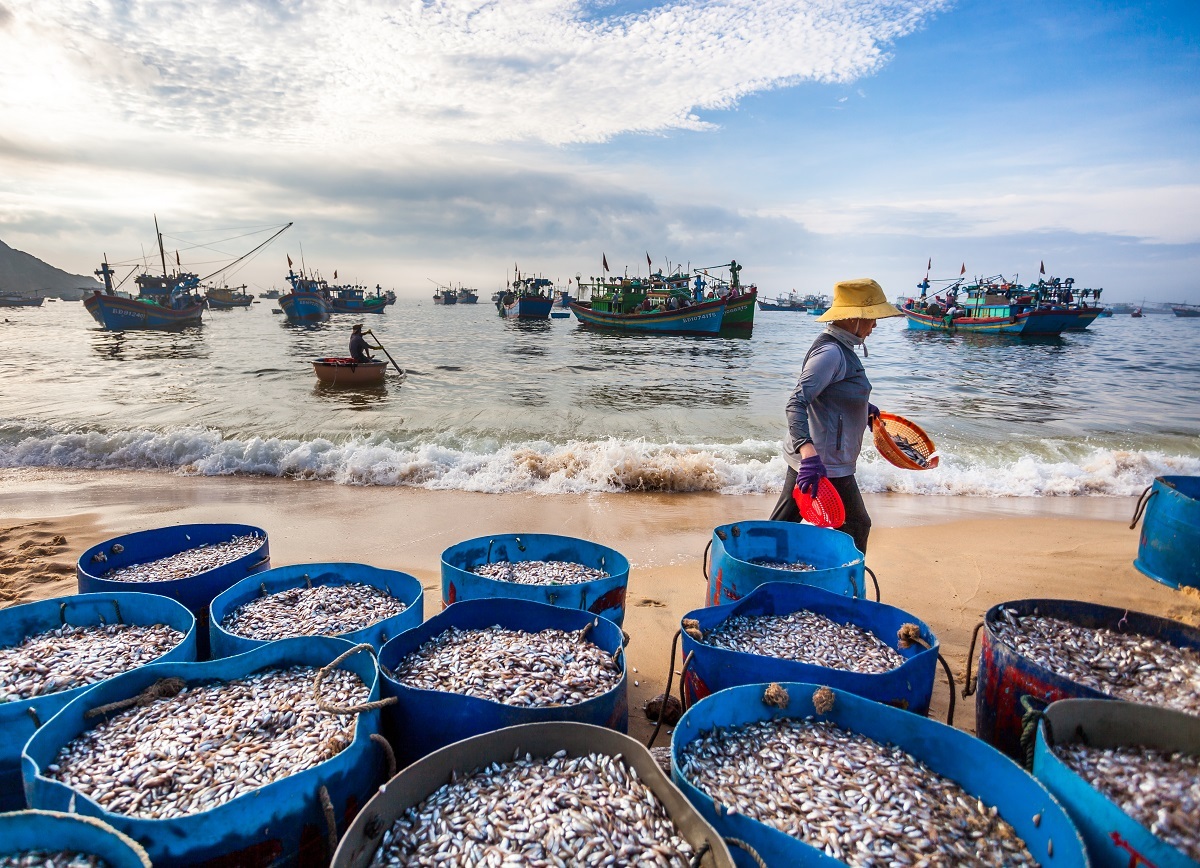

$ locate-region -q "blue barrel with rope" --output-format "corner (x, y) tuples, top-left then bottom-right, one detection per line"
(704, 521), (872, 608)
(0, 810), (151, 867)
(377, 597), (628, 767)
(961, 598), (1200, 761)
(207, 562), (424, 659)
(671, 682), (1088, 868)
(440, 533), (631, 626)
(676, 582), (942, 718)
(0, 592), (196, 813)
(1032, 698), (1200, 868)
(1131, 475), (1200, 591)
(22, 636), (393, 867)
(77, 523), (271, 659)
(331, 722), (736, 867)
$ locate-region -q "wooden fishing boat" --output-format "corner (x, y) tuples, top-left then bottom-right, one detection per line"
(497, 274), (555, 319)
(311, 357), (387, 385)
(720, 286), (757, 333)
(0, 293), (44, 307)
(204, 285), (253, 309)
(903, 274), (1100, 336)
(1172, 303), (1200, 318)
(757, 292), (806, 311)
(280, 270), (332, 322)
(456, 285), (479, 304)
(432, 286), (458, 305)
(570, 296), (726, 335)
(327, 284), (388, 315)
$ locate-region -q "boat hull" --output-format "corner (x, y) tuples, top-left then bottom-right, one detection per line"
(0, 296), (44, 307)
(569, 298), (726, 335)
(902, 308), (1026, 334)
(328, 300), (388, 315)
(1020, 308), (1092, 335)
(312, 358), (387, 386)
(205, 297), (252, 310)
(1173, 307), (1200, 318)
(83, 293), (203, 330)
(720, 289), (756, 333)
(757, 300), (805, 311)
(433, 293), (458, 305)
(1058, 308), (1103, 331)
(501, 296), (554, 319)
(279, 292), (331, 323)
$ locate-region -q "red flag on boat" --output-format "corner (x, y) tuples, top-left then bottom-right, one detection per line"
(927, 257), (932, 270)
(960, 263), (966, 275)
(602, 254), (609, 273)
(1040, 260), (1045, 274)
(646, 252), (652, 270)
(287, 254), (293, 268)
(175, 250), (180, 267)
(333, 270), (337, 279)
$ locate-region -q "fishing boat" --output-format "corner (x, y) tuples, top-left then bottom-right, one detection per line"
(804, 293), (830, 316)
(902, 274), (1099, 336)
(693, 260), (756, 334)
(456, 285), (479, 304)
(0, 293), (44, 307)
(1097, 308), (1113, 317)
(327, 284), (388, 315)
(432, 285), (458, 305)
(204, 284), (253, 309)
(258, 289), (281, 299)
(279, 270), (332, 323)
(757, 292), (806, 311)
(1172, 303), (1200, 318)
(1131, 307), (1144, 318)
(496, 273), (555, 319)
(570, 272), (725, 335)
(311, 357), (387, 386)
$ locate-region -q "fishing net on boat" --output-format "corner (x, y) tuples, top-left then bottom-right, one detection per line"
(873, 412), (939, 471)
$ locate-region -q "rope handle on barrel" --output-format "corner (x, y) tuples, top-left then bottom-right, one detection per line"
(86, 677), (186, 719)
(1129, 485), (1156, 530)
(678, 650), (696, 713)
(60, 598), (123, 626)
(897, 625), (956, 727)
(961, 622), (985, 698)
(314, 643), (398, 715)
(725, 837), (768, 868)
(701, 539), (712, 582)
(370, 733), (397, 779)
(865, 566), (881, 602)
(319, 784), (338, 858)
(246, 553), (271, 572)
(647, 629), (682, 748)
(1018, 694), (1053, 772)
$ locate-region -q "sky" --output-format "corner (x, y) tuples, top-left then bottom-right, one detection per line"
(1, 0), (1198, 302)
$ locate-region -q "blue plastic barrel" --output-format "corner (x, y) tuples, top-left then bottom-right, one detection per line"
(0, 592), (196, 813)
(680, 582), (938, 714)
(23, 636), (391, 867)
(378, 597), (628, 766)
(706, 521), (865, 607)
(672, 682), (1087, 868)
(0, 810), (150, 867)
(1034, 698), (1199, 868)
(973, 598), (1200, 761)
(208, 562), (424, 659)
(441, 533), (631, 626)
(77, 523), (270, 659)
(1134, 475), (1200, 591)
(332, 722), (734, 867)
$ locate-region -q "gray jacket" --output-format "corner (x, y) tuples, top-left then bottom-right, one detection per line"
(782, 325), (872, 477)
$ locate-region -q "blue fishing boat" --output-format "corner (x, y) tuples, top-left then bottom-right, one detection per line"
(326, 283), (388, 315)
(571, 269), (727, 335)
(902, 274), (1099, 336)
(203, 284), (253, 309)
(757, 292), (806, 311)
(570, 295), (725, 335)
(455, 285), (479, 304)
(432, 286), (457, 305)
(86, 264), (206, 330)
(279, 270), (332, 323)
(496, 274), (555, 319)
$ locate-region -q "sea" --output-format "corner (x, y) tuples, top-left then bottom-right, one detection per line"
(1, 299), (1198, 498)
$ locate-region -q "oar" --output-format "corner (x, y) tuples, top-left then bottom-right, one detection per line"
(364, 330), (406, 377)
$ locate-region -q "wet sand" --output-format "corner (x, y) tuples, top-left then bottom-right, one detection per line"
(2, 467), (1197, 742)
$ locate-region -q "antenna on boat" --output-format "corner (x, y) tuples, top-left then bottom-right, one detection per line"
(299, 241), (308, 279)
(154, 214), (168, 277)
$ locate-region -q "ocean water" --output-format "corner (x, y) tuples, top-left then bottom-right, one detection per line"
(1, 299), (1198, 497)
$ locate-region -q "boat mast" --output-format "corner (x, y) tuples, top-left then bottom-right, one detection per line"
(154, 215), (169, 277)
(199, 222), (294, 282)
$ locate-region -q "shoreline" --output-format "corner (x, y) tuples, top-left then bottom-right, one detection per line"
(3, 466), (1197, 741)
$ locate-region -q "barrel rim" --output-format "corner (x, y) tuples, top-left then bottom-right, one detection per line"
(439, 532), (632, 578)
(76, 523), (269, 586)
(710, 520), (865, 569)
(0, 809), (153, 867)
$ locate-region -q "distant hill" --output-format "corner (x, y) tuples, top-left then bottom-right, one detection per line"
(0, 238), (101, 300)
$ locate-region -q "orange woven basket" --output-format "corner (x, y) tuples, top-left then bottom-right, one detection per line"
(873, 411), (939, 471)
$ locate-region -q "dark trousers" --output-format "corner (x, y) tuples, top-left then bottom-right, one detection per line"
(769, 466), (872, 555)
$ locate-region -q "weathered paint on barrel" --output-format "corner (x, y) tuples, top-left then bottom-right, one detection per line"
(679, 582), (938, 714)
(975, 598), (1200, 761)
(1134, 475), (1200, 591)
(208, 562), (424, 659)
(672, 682), (1087, 868)
(0, 592), (196, 813)
(0, 810), (151, 867)
(22, 636), (390, 867)
(331, 723), (734, 867)
(705, 521), (864, 608)
(378, 597), (628, 766)
(1034, 698), (1199, 868)
(77, 523), (270, 659)
(440, 533), (631, 626)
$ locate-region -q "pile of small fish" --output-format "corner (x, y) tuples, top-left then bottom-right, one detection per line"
(393, 625), (622, 707)
(679, 717), (1038, 866)
(1054, 741), (1199, 861)
(220, 582), (407, 640)
(890, 434), (929, 468)
(702, 610), (904, 674)
(45, 665), (366, 819)
(992, 611), (1200, 715)
(369, 750), (694, 866)
(0, 853), (107, 868)
(100, 534), (262, 583)
(0, 623), (185, 703)
(748, 557), (815, 572)
(472, 560), (608, 586)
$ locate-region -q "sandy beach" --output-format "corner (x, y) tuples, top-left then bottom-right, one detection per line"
(2, 466), (1197, 742)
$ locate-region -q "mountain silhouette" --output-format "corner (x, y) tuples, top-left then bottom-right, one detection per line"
(0, 238), (101, 300)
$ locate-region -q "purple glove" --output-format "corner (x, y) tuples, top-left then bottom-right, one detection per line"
(795, 455), (827, 497)
(867, 402), (881, 431)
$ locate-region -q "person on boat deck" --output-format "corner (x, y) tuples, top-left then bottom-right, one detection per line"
(349, 324), (382, 363)
(769, 278), (903, 555)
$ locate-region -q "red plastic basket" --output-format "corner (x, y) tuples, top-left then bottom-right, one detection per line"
(792, 477), (845, 528)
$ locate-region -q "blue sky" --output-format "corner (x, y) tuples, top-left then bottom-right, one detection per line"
(1, 0), (1197, 302)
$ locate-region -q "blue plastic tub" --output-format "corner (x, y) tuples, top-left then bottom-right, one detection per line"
(0, 810), (150, 867)
(378, 597), (628, 766)
(1134, 475), (1200, 591)
(22, 636), (391, 867)
(1034, 698), (1199, 868)
(679, 582), (938, 715)
(441, 533), (631, 626)
(672, 682), (1087, 868)
(705, 521), (865, 607)
(0, 592), (196, 813)
(208, 562), (424, 659)
(77, 523), (270, 659)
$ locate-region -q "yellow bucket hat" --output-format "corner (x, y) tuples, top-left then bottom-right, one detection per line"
(816, 278), (903, 322)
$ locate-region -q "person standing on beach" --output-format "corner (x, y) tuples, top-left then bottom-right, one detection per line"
(769, 278), (903, 554)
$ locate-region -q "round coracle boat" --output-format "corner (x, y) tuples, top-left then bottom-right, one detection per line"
(312, 357), (387, 386)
